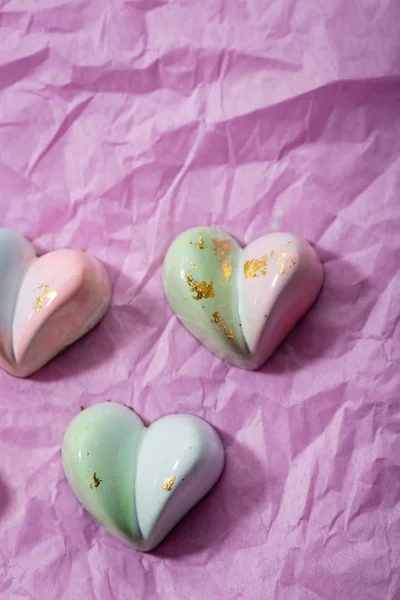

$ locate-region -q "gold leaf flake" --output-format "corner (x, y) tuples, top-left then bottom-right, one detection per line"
(162, 476), (176, 491)
(210, 311), (234, 340)
(221, 261), (232, 278)
(244, 255), (268, 279)
(196, 236), (204, 249)
(32, 284), (57, 312)
(184, 271), (215, 300)
(212, 239), (233, 278)
(275, 250), (297, 276)
(91, 472), (102, 489)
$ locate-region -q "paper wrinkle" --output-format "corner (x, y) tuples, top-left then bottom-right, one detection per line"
(1, 0), (400, 598)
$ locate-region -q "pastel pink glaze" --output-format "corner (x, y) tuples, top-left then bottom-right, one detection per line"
(0, 250), (111, 377)
(238, 233), (323, 368)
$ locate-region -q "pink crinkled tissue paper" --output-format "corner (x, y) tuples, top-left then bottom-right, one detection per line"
(0, 0), (399, 599)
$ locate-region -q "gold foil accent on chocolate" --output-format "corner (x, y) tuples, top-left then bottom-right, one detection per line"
(212, 239), (232, 259)
(184, 271), (215, 300)
(33, 283), (57, 312)
(244, 249), (297, 278)
(276, 251), (296, 276)
(221, 262), (232, 278)
(211, 311), (234, 340)
(286, 240), (292, 246)
(196, 236), (204, 249)
(212, 239), (233, 278)
(276, 254), (287, 272)
(162, 476), (176, 491)
(90, 472), (102, 489)
(244, 255), (268, 279)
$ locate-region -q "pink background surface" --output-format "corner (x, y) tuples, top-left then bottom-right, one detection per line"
(1, 1), (400, 599)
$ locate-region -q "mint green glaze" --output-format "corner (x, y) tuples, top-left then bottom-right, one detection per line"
(62, 403), (145, 547)
(163, 227), (249, 367)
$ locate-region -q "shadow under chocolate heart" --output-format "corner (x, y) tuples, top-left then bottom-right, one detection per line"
(261, 251), (370, 374)
(153, 429), (268, 558)
(0, 475), (11, 519)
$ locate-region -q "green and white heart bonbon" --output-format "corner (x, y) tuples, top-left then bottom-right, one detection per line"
(62, 402), (225, 552)
(163, 227), (323, 369)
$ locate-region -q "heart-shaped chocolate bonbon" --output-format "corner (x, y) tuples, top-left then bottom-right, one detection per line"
(62, 402), (224, 551)
(163, 228), (323, 369)
(0, 228), (111, 377)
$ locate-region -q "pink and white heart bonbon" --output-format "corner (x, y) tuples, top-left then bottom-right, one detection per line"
(0, 229), (111, 377)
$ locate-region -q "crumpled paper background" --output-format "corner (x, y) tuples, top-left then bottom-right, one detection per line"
(1, 0), (400, 598)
